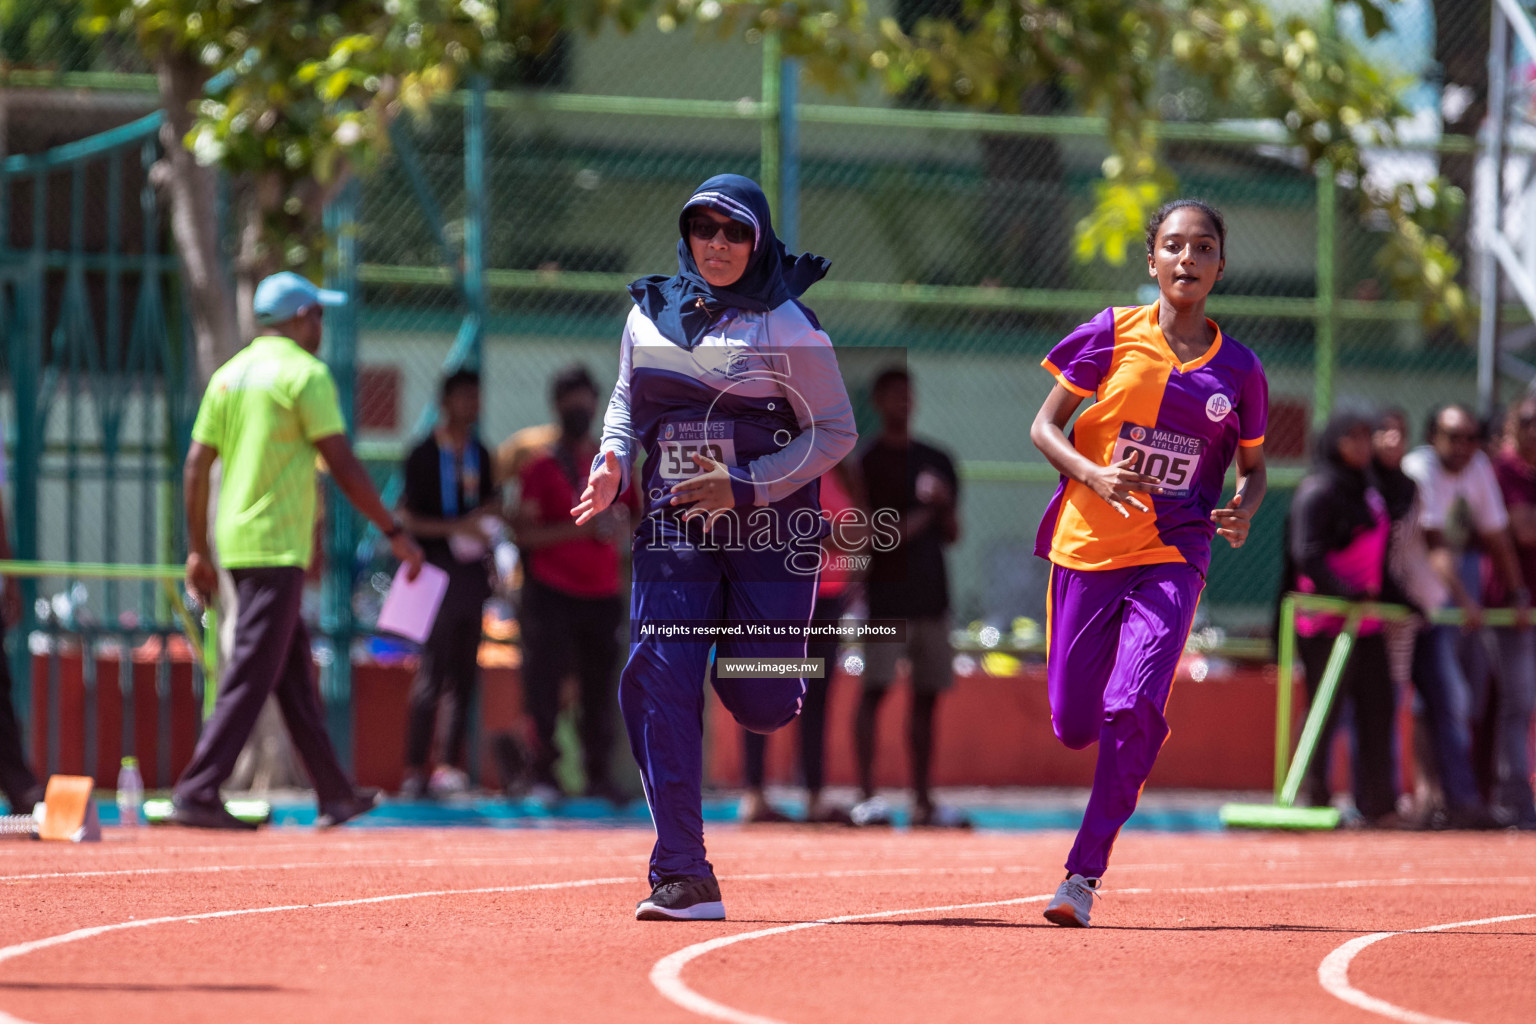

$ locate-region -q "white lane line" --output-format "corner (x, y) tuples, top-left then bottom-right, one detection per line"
(0, 855), (644, 883)
(0, 876), (637, 966)
(650, 877), (1536, 1024)
(1317, 913), (1536, 1024)
(0, 876), (637, 1024)
(651, 894), (1056, 1024)
(6, 857), (1533, 1024)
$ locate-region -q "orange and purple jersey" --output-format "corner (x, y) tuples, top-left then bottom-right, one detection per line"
(1035, 303), (1268, 576)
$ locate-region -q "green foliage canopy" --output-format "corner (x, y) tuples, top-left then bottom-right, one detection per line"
(682, 0), (1466, 327)
(78, 0), (1464, 327)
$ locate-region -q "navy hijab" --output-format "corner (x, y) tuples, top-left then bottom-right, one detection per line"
(628, 174), (830, 348)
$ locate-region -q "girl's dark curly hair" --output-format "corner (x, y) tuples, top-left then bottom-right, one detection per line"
(1145, 199), (1226, 258)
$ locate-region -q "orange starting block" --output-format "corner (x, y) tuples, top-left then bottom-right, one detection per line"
(0, 776), (104, 842)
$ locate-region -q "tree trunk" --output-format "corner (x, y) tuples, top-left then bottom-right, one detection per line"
(152, 46), (240, 384)
(233, 173), (283, 344)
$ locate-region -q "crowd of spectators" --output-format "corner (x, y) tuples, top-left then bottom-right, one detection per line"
(404, 367), (1536, 832)
(1285, 402), (1536, 830)
(395, 363), (967, 827)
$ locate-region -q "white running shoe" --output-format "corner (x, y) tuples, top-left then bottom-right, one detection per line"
(849, 795), (894, 826)
(1043, 874), (1101, 928)
(428, 766), (470, 797)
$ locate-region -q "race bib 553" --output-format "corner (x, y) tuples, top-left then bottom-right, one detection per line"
(657, 420), (736, 481)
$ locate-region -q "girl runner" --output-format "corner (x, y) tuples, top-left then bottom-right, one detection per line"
(1029, 199), (1268, 927)
(573, 174), (856, 920)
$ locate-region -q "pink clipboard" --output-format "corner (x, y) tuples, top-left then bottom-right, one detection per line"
(376, 562), (448, 644)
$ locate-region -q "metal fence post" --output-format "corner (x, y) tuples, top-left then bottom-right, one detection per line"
(17, 172), (46, 753)
(461, 75), (487, 372)
(760, 30), (782, 218)
(1313, 160), (1336, 432)
(778, 56), (800, 249)
(1274, 595), (1296, 801)
(322, 177), (362, 769)
(1478, 2), (1510, 416)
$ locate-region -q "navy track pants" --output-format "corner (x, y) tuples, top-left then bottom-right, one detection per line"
(621, 521), (814, 885)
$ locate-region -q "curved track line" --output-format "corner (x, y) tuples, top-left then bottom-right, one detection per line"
(650, 877), (1536, 1024)
(0, 862), (1062, 1022)
(651, 894), (1055, 1024)
(5, 858), (1533, 1024)
(0, 876), (636, 1024)
(1317, 912), (1536, 1024)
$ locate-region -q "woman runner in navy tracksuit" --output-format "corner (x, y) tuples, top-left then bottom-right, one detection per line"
(573, 174), (857, 920)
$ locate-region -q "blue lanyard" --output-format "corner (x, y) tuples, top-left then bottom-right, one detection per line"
(439, 439), (480, 518)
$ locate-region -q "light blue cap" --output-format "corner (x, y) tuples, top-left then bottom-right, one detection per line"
(252, 271), (346, 326)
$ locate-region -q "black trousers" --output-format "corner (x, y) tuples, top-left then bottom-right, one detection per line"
(1296, 630), (1397, 821)
(0, 625), (42, 809)
(742, 593), (846, 792)
(405, 572), (487, 771)
(518, 577), (622, 788)
(175, 566), (352, 807)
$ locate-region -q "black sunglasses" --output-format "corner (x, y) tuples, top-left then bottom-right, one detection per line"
(686, 216), (753, 245)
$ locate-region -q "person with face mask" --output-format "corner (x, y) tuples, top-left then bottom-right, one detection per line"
(398, 369), (501, 799)
(512, 365), (639, 805)
(1287, 412), (1397, 825)
(572, 174), (857, 920)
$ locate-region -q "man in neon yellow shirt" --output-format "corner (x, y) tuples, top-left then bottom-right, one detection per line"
(173, 272), (423, 830)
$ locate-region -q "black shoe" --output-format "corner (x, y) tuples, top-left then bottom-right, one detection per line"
(583, 776), (630, 809)
(804, 803), (854, 825)
(5, 783), (45, 813)
(739, 795), (794, 823)
(317, 787), (382, 829)
(912, 802), (972, 829)
(399, 771), (429, 801)
(491, 732), (527, 795)
(635, 875), (725, 921)
(1445, 804), (1501, 831)
(170, 798), (259, 831)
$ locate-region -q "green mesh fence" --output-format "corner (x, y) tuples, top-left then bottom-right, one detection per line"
(1, 2), (1518, 639)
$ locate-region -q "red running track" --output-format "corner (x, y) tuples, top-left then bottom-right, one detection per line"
(0, 826), (1532, 1023)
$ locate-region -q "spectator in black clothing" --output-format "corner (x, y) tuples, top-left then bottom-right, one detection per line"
(738, 462), (866, 825)
(0, 436), (43, 813)
(399, 370), (499, 798)
(1370, 409), (1422, 696)
(852, 367), (966, 828)
(1288, 412), (1398, 825)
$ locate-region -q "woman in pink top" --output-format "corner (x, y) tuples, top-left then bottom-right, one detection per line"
(1285, 412), (1397, 824)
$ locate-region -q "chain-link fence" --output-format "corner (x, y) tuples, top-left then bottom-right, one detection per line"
(345, 18), (1498, 638)
(1, 2), (1518, 638)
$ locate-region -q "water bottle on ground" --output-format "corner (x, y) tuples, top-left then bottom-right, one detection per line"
(117, 757), (143, 828)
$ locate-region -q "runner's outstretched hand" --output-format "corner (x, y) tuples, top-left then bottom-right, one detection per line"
(573, 450), (621, 525)
(1211, 491), (1252, 548)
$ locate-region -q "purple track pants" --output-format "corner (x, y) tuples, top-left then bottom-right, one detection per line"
(1046, 560), (1204, 879)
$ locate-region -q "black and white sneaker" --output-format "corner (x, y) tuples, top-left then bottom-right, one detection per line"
(635, 876), (726, 921)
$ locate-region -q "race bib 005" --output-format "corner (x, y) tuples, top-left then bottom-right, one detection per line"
(657, 420), (736, 481)
(1111, 424), (1204, 500)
